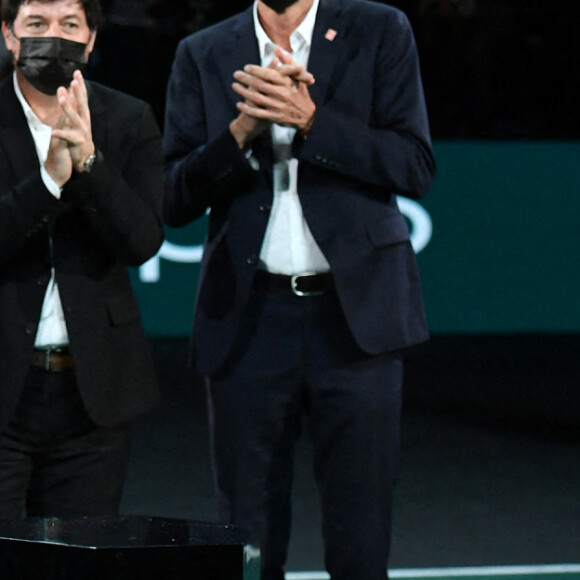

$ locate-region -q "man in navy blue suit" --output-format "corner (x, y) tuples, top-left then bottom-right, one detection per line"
(164, 1), (435, 578)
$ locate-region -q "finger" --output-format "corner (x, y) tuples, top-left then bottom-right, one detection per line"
(235, 89), (294, 119)
(239, 65), (294, 87)
(274, 45), (291, 59)
(51, 127), (82, 145)
(273, 46), (315, 85)
(73, 69), (85, 89)
(232, 81), (290, 110)
(54, 111), (71, 130)
(277, 64), (315, 85)
(236, 104), (293, 129)
(57, 91), (82, 128)
(49, 132), (68, 149)
(55, 87), (70, 117)
(72, 70), (90, 119)
(236, 101), (280, 122)
(234, 72), (297, 101)
(232, 81), (269, 104)
(273, 45), (296, 66)
(66, 79), (81, 115)
(232, 76), (284, 101)
(233, 89), (281, 119)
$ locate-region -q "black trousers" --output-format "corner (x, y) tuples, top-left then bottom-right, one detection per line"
(0, 367), (131, 518)
(207, 289), (403, 580)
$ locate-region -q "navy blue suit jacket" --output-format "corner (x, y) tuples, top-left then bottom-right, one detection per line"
(164, 0), (436, 375)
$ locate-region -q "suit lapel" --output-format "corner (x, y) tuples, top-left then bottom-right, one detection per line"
(213, 8), (274, 178)
(214, 8), (260, 112)
(307, 0), (346, 105)
(0, 77), (41, 183)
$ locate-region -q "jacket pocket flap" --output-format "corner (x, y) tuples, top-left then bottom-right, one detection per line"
(366, 215), (410, 247)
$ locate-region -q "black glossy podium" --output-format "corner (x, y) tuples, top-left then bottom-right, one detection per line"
(0, 515), (259, 579)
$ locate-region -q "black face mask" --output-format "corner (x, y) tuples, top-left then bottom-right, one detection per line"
(16, 36), (88, 95)
(261, 0), (300, 14)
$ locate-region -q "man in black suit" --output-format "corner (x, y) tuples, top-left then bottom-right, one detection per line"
(0, 0), (163, 518)
(164, 0), (434, 578)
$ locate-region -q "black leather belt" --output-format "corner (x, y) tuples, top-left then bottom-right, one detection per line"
(255, 271), (334, 297)
(31, 348), (74, 372)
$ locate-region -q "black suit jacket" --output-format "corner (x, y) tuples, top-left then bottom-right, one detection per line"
(164, 0), (436, 375)
(0, 76), (164, 431)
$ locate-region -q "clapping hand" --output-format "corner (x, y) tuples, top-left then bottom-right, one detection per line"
(229, 46), (316, 149)
(45, 70), (95, 186)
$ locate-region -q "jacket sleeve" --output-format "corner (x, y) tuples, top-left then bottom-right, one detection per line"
(293, 9), (435, 199)
(64, 101), (164, 267)
(163, 38), (256, 228)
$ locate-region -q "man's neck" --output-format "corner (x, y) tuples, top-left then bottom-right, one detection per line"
(257, 0), (314, 50)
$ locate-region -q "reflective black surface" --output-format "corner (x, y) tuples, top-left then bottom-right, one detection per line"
(0, 515), (248, 547)
(0, 516), (259, 580)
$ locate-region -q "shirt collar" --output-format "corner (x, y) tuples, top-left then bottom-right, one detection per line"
(12, 71), (49, 131)
(253, 0), (320, 63)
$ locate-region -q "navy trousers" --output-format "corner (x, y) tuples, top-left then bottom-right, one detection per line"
(0, 367), (131, 518)
(207, 288), (403, 580)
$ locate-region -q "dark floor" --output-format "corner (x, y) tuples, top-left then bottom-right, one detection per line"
(120, 335), (580, 572)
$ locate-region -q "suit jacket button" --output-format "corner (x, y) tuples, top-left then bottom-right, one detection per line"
(246, 254), (258, 265)
(25, 323), (37, 335)
(258, 205), (271, 214)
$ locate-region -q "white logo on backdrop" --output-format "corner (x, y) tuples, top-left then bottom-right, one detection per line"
(139, 198), (432, 283)
(396, 197), (433, 254)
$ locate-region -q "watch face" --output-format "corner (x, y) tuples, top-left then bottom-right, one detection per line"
(83, 153), (97, 173)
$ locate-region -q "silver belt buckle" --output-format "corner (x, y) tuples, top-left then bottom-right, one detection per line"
(291, 272), (324, 297)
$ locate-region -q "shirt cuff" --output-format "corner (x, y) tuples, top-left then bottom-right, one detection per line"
(41, 166), (63, 199)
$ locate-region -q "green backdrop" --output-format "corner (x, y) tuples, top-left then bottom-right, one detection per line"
(130, 141), (580, 336)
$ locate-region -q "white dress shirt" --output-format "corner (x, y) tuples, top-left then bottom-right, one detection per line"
(13, 73), (69, 348)
(253, 0), (330, 275)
